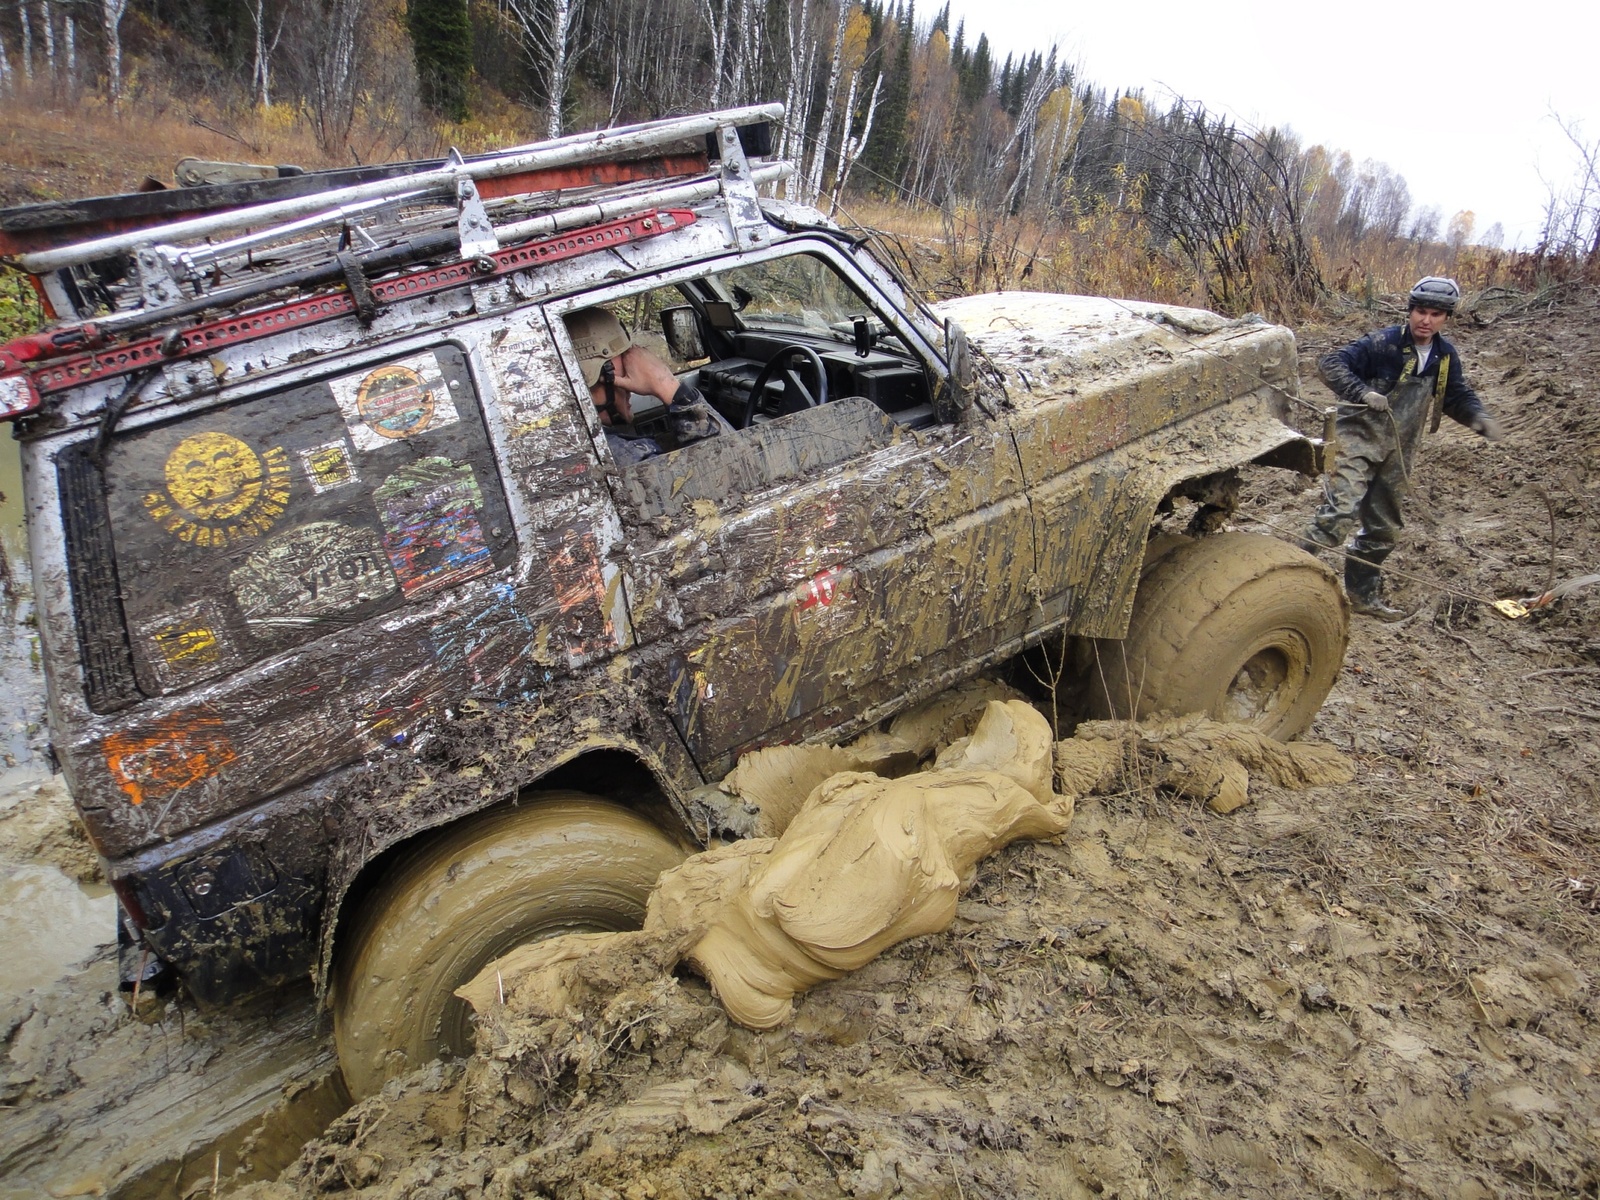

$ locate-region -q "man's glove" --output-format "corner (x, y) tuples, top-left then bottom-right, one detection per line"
(1472, 414), (1503, 442)
(1360, 389), (1390, 412)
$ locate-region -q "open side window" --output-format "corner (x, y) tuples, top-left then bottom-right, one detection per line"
(61, 344), (516, 712)
(551, 250), (937, 509)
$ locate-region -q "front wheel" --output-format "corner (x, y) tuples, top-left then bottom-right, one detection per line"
(1089, 532), (1349, 740)
(332, 792), (687, 1098)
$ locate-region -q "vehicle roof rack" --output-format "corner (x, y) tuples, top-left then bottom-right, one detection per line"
(0, 104), (792, 420)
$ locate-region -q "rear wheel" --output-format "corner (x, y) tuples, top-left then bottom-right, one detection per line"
(332, 792), (686, 1098)
(1089, 532), (1348, 740)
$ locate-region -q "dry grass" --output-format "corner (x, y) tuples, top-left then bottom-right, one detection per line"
(0, 90), (1546, 329)
(0, 78), (548, 209)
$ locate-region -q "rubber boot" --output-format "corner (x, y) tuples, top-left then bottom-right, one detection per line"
(1292, 528), (1335, 558)
(1344, 555), (1405, 622)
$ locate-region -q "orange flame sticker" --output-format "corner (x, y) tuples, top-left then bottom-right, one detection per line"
(103, 714), (237, 807)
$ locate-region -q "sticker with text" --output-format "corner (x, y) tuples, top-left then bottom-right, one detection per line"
(230, 520), (398, 627)
(329, 354), (459, 450)
(135, 598), (238, 690)
(299, 439), (359, 493)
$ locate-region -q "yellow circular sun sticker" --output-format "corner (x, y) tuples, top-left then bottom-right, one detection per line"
(144, 432), (291, 547)
(355, 364), (434, 439)
(163, 432), (264, 520)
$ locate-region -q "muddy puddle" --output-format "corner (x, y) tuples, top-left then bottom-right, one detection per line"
(0, 767), (349, 1200)
(0, 862), (115, 999)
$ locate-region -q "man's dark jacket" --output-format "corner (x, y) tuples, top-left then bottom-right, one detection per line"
(1318, 324), (1485, 428)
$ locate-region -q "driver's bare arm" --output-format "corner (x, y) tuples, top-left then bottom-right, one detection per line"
(611, 346), (683, 405)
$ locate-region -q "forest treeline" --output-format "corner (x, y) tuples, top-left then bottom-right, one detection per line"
(0, 0), (1596, 317)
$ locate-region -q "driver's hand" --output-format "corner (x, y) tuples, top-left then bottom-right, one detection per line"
(611, 346), (681, 405)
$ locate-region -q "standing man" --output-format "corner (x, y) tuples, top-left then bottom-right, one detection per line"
(1299, 276), (1501, 620)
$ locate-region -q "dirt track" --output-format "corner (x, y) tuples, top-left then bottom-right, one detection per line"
(5, 285), (1599, 1198)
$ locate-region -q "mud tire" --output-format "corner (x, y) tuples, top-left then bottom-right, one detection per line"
(1089, 532), (1348, 740)
(332, 792), (686, 1098)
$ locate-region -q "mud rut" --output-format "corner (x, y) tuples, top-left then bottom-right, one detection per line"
(4, 286), (1598, 1199)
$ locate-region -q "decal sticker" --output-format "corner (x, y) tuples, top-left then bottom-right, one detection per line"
(230, 520), (398, 627)
(299, 440), (358, 493)
(791, 565), (862, 642)
(548, 531), (606, 615)
(329, 354), (459, 450)
(103, 713), (236, 807)
(143, 432), (291, 547)
(375, 457), (492, 598)
(431, 581), (541, 694)
(135, 599), (237, 690)
(795, 566), (846, 613)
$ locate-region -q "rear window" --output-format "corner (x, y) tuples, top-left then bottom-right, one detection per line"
(64, 344), (514, 706)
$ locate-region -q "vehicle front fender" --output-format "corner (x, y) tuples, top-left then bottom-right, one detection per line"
(1025, 390), (1323, 642)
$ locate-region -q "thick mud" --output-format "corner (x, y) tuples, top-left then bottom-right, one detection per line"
(5, 285), (1599, 1198)
(233, 288), (1600, 1198)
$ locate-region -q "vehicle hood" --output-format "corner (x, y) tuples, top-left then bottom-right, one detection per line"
(932, 292), (1288, 408)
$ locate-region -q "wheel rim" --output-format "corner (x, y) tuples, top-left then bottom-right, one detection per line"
(1218, 635), (1306, 724)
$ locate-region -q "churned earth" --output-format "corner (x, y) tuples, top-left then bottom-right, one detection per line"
(3, 283), (1598, 1199)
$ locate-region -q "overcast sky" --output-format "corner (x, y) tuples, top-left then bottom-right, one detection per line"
(942, 0), (1596, 249)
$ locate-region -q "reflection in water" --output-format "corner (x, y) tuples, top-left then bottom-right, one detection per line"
(2, 436), (46, 767)
(0, 864), (116, 1000)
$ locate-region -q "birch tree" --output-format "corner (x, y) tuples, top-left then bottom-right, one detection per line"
(244, 0), (285, 107)
(41, 0), (55, 87)
(700, 0), (730, 106)
(829, 70), (881, 213)
(801, 0), (852, 203)
(100, 0), (129, 102)
(21, 0), (33, 83)
(509, 0), (584, 137)
(308, 0), (369, 147)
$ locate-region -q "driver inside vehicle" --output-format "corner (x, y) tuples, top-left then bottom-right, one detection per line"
(565, 307), (722, 465)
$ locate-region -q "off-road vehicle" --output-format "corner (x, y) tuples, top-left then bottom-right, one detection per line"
(0, 104), (1346, 1096)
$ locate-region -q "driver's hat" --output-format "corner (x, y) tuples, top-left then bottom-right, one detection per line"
(566, 307), (633, 387)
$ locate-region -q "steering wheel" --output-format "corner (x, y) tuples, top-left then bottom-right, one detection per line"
(738, 345), (830, 429)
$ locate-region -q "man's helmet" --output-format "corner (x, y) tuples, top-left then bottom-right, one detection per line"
(1408, 276), (1461, 313)
(566, 307), (633, 386)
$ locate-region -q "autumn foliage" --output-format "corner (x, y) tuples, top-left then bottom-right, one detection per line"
(0, 0), (1589, 325)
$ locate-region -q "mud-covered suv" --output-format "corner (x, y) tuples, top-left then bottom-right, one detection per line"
(0, 104), (1345, 1095)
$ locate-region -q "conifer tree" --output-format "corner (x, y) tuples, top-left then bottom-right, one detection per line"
(858, 0), (912, 192)
(408, 0), (472, 121)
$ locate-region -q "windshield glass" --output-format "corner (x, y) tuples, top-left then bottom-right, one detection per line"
(704, 254), (868, 337)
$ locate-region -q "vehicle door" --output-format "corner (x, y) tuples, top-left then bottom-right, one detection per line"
(546, 245), (1037, 779)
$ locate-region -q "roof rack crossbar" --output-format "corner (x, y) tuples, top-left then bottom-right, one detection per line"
(70, 161), (790, 340)
(494, 161), (790, 247)
(19, 104), (784, 275)
(157, 189), (435, 281)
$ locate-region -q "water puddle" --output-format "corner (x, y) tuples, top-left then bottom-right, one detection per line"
(0, 863), (116, 1002)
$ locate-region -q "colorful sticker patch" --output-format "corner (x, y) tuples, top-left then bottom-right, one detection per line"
(135, 599), (237, 690)
(143, 432), (291, 547)
(230, 520), (399, 627)
(374, 457), (492, 599)
(791, 565), (862, 643)
(103, 713), (236, 807)
(329, 353), (459, 451)
(299, 440), (358, 493)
